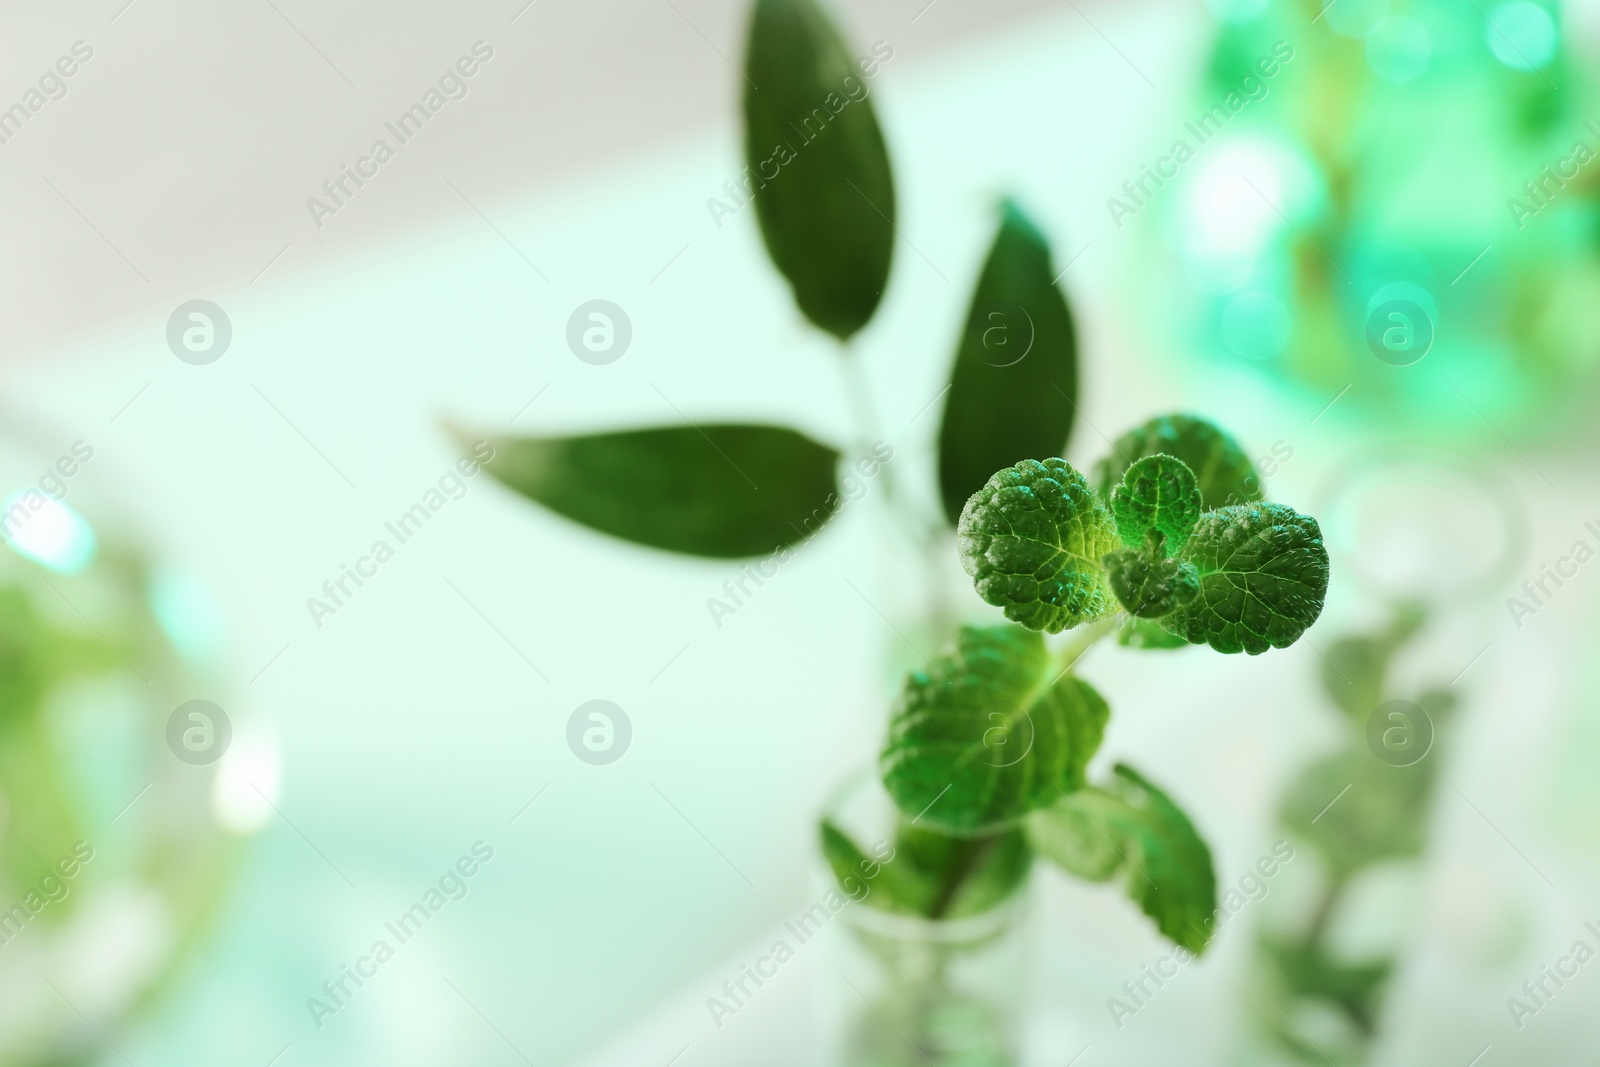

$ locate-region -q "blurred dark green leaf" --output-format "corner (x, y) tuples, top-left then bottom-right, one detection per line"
(880, 625), (1108, 836)
(475, 425), (840, 558)
(1027, 763), (1217, 953)
(742, 0), (894, 339)
(937, 202), (1079, 524)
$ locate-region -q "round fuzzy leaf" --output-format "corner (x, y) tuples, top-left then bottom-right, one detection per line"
(474, 424), (840, 559)
(1095, 414), (1263, 511)
(957, 458), (1120, 634)
(1162, 503), (1331, 655)
(743, 0), (894, 339)
(1111, 454), (1202, 554)
(880, 625), (1110, 836)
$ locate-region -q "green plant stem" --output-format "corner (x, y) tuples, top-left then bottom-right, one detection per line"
(924, 833), (1002, 920)
(1055, 614), (1124, 675)
(835, 345), (952, 628)
(1303, 873), (1345, 945)
(835, 346), (936, 543)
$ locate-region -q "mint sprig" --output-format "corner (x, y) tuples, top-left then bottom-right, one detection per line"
(867, 413), (1328, 954)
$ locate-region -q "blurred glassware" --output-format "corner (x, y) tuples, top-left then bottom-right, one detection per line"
(0, 412), (245, 1067)
(1316, 440), (1525, 606)
(1241, 605), (1460, 1065)
(1166, 0), (1600, 436)
(819, 772), (1031, 1067)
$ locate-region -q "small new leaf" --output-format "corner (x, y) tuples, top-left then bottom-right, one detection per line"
(1095, 414), (1263, 511)
(1111, 453), (1202, 554)
(1105, 548), (1199, 619)
(880, 625), (1110, 836)
(1162, 503), (1330, 655)
(1026, 764), (1218, 953)
(957, 458), (1120, 633)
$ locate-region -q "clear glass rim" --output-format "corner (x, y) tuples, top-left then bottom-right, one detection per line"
(819, 766), (1032, 942)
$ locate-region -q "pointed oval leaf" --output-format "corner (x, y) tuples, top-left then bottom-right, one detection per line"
(880, 625), (1110, 836)
(1026, 764), (1218, 954)
(743, 0), (894, 339)
(937, 202), (1079, 523)
(1161, 502), (1331, 654)
(474, 424), (839, 559)
(957, 458), (1119, 633)
(1111, 453), (1203, 554)
(1095, 414), (1263, 511)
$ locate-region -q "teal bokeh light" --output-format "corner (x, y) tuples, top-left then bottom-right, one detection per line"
(1367, 17), (1433, 83)
(1220, 290), (1292, 361)
(1486, 1), (1558, 70)
(150, 567), (225, 666)
(1327, 0), (1393, 39)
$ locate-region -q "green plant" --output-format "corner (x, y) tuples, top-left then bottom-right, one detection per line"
(466, 0), (1331, 959)
(841, 422), (1329, 950)
(464, 0), (1078, 595)
(1248, 605), (1457, 1064)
